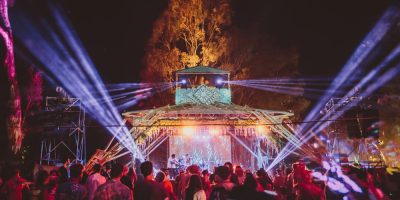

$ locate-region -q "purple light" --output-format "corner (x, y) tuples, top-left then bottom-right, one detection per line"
(267, 4), (400, 170)
(12, 4), (146, 160)
(298, 4), (400, 134)
(216, 78), (223, 85)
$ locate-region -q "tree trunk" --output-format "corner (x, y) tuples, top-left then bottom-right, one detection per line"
(1, 0), (23, 153)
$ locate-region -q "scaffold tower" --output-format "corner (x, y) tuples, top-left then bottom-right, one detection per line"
(40, 97), (86, 165)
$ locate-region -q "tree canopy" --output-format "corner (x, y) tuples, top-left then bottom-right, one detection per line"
(142, 0), (310, 120)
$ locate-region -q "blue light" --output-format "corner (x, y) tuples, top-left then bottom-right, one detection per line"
(216, 78), (223, 85)
(12, 4), (145, 160)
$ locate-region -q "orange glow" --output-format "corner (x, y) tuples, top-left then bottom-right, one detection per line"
(182, 126), (196, 136)
(257, 125), (265, 134)
(209, 127), (219, 135)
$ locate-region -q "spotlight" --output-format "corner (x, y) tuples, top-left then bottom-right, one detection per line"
(209, 127), (219, 135)
(182, 126), (195, 136)
(181, 79), (187, 84)
(257, 125), (265, 133)
(216, 78), (223, 85)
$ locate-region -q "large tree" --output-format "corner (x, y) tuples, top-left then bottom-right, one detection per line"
(1, 0), (23, 153)
(142, 0), (310, 119)
(143, 0), (232, 83)
(220, 27), (310, 120)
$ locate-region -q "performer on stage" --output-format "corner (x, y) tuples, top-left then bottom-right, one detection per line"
(183, 153), (192, 166)
(167, 154), (179, 179)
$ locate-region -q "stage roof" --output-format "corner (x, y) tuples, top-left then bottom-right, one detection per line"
(122, 103), (293, 126)
(175, 66), (229, 74)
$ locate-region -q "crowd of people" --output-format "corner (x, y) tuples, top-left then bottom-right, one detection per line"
(0, 160), (399, 200)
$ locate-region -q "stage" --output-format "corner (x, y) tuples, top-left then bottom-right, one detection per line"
(85, 66), (296, 172)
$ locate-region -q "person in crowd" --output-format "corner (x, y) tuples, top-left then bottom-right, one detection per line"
(155, 171), (164, 183)
(184, 174), (206, 200)
(101, 165), (112, 180)
(256, 168), (273, 191)
(174, 170), (184, 198)
(121, 166), (135, 190)
(34, 170), (50, 199)
(0, 167), (28, 200)
(209, 173), (215, 185)
(177, 164), (201, 200)
(273, 168), (287, 200)
(80, 171), (89, 185)
(131, 167), (138, 184)
(49, 170), (58, 177)
(209, 166), (235, 200)
(292, 162), (305, 189)
(57, 165), (68, 184)
(86, 164), (107, 200)
(285, 167), (295, 200)
(160, 168), (170, 181)
(94, 163), (133, 200)
(382, 168), (400, 199)
(56, 164), (87, 200)
(155, 171), (176, 200)
(134, 161), (168, 200)
(43, 170), (59, 200)
(201, 170), (212, 199)
(366, 171), (385, 200)
(230, 173), (274, 200)
(224, 162), (239, 185)
(295, 170), (322, 200)
(234, 166), (245, 185)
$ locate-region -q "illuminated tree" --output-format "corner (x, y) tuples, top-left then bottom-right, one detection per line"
(1, 0), (23, 153)
(142, 0), (310, 119)
(143, 0), (232, 83)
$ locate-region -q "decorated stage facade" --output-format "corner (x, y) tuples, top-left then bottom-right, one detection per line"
(87, 66), (297, 170)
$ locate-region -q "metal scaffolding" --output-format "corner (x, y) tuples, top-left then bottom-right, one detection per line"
(40, 97), (86, 165)
(85, 103), (295, 172)
(323, 95), (384, 167)
(323, 96), (361, 158)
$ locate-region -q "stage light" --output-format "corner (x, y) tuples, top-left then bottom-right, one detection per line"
(298, 4), (400, 134)
(182, 126), (195, 136)
(11, 4), (146, 160)
(216, 78), (223, 85)
(209, 127), (219, 135)
(256, 125), (265, 134)
(266, 4), (400, 171)
(181, 79), (187, 84)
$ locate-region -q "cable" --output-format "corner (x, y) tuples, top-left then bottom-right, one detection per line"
(12, 116), (398, 128)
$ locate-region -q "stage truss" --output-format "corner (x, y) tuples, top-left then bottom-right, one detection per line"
(40, 97), (86, 165)
(86, 102), (297, 170)
(86, 66), (298, 171)
(323, 96), (385, 167)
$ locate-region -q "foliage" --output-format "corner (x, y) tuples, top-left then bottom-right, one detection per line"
(141, 0), (310, 119)
(143, 0), (231, 83)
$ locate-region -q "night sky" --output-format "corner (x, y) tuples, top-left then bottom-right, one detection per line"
(54, 0), (392, 82)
